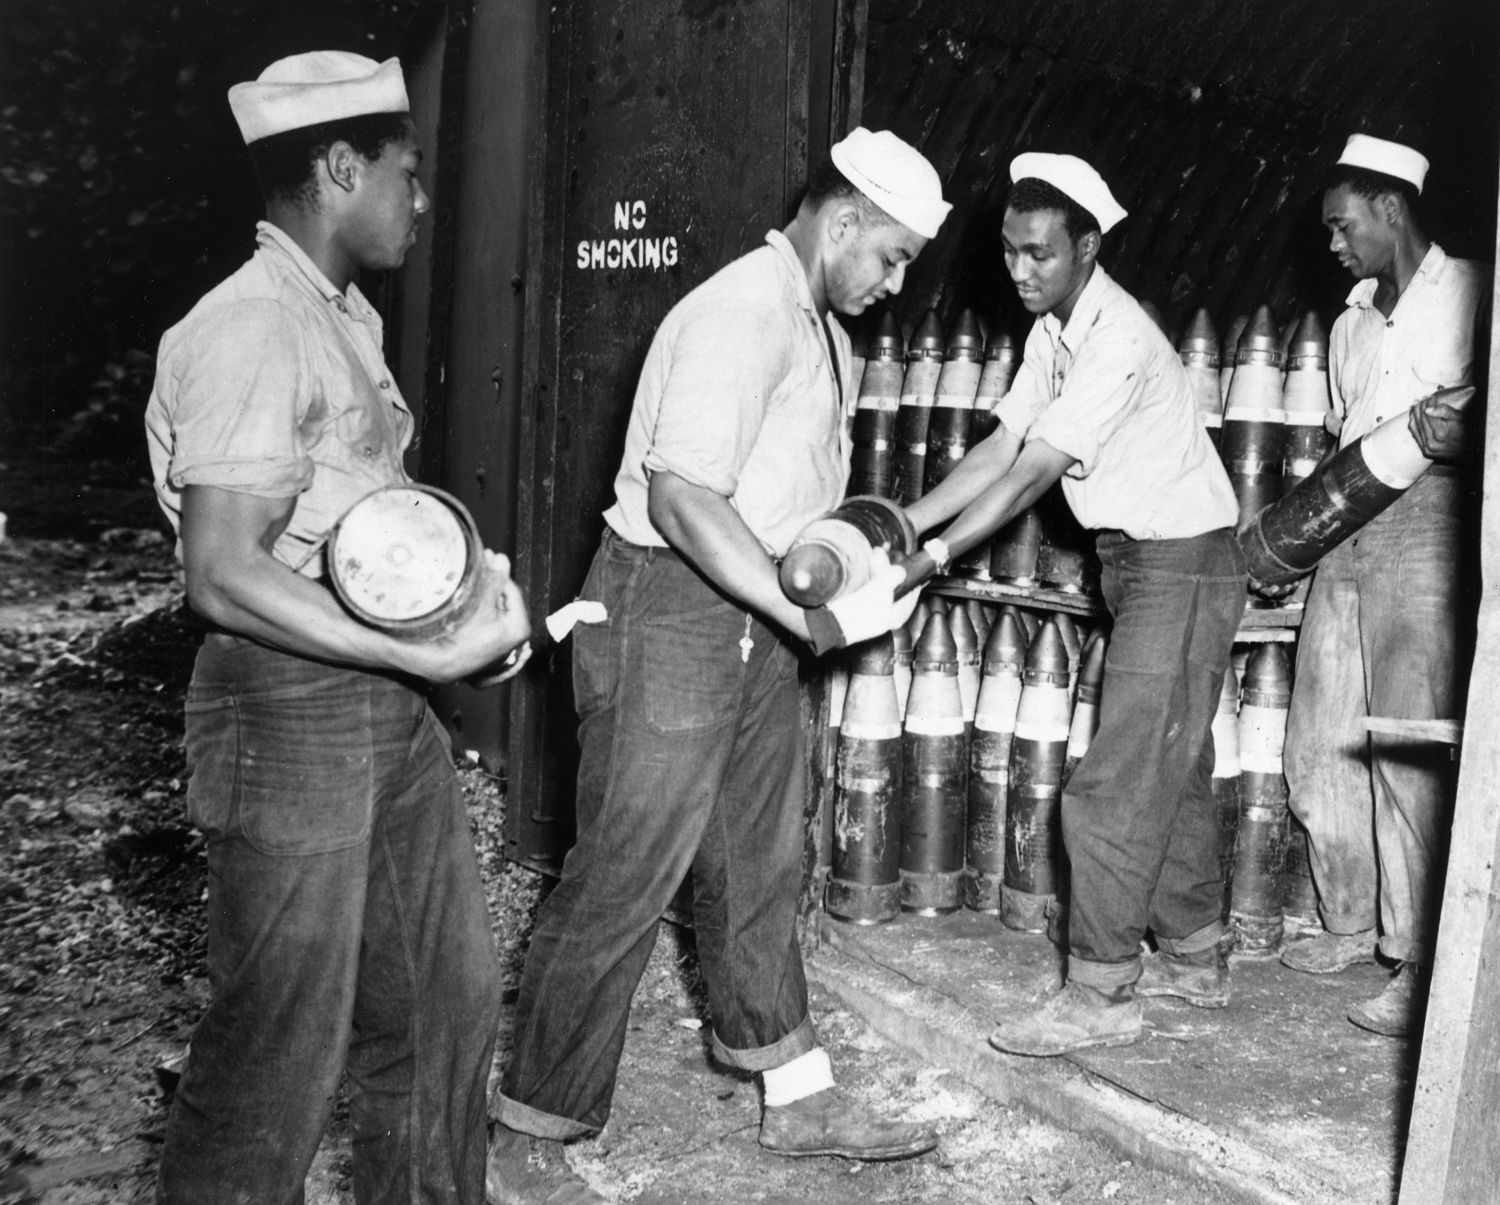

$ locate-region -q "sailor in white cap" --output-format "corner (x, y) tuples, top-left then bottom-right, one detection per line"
(1279, 134), (1489, 1037)
(905, 152), (1247, 1056)
(488, 128), (945, 1203)
(146, 52), (529, 1204)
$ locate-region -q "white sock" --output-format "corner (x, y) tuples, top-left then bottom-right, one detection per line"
(761, 1047), (835, 1108)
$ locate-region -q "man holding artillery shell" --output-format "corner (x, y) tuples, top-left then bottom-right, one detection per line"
(144, 52), (530, 1203)
(903, 152), (1247, 1056)
(1276, 134), (1489, 1038)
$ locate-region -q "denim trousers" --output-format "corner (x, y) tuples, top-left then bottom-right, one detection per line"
(157, 635), (502, 1205)
(1283, 472), (1475, 965)
(496, 531), (817, 1139)
(1062, 528), (1247, 989)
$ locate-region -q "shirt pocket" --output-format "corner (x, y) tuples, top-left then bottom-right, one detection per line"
(1407, 323), (1474, 393)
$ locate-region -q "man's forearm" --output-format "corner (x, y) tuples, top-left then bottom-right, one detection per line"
(906, 426), (1023, 534)
(647, 472), (810, 638)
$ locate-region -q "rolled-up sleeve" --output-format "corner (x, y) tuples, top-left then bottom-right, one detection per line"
(1028, 329), (1146, 475)
(642, 296), (793, 496)
(995, 357), (1047, 441)
(162, 300), (315, 498)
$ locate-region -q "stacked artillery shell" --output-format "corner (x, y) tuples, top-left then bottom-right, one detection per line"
(826, 636), (904, 925)
(923, 309), (984, 494)
(1219, 313), (1250, 407)
(906, 596), (930, 651)
(1035, 488), (1095, 594)
(1179, 308), (1224, 450)
(1063, 629), (1106, 783)
(1273, 312), (1334, 608)
(1280, 816), (1321, 932)
(817, 656), (850, 882)
(965, 598), (992, 646)
(899, 611), (967, 915)
(965, 609), (1027, 913)
(950, 602), (981, 741)
(779, 495), (917, 606)
(1211, 665), (1242, 921)
(1220, 306), (1287, 530)
(848, 312), (904, 498)
(891, 622), (914, 717)
(1001, 617), (1072, 933)
(847, 327), (868, 405)
(891, 310), (945, 505)
(990, 507), (1044, 585)
(1053, 612), (1082, 698)
(1280, 311), (1333, 493)
(956, 331), (1020, 579)
(1229, 643), (1292, 954)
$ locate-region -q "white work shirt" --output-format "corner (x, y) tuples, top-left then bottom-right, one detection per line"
(145, 222), (413, 577)
(1332, 243), (1490, 447)
(995, 266), (1238, 539)
(603, 230), (852, 557)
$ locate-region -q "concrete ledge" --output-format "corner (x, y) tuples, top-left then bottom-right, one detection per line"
(807, 922), (1370, 1205)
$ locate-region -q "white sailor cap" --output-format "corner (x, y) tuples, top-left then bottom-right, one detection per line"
(229, 51), (409, 145)
(1009, 152), (1128, 234)
(1336, 134), (1430, 194)
(830, 127), (952, 239)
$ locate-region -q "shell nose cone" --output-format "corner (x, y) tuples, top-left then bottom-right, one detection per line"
(914, 610), (958, 669)
(1287, 310), (1329, 362)
(779, 544), (842, 607)
(1241, 643), (1292, 699)
(1024, 616), (1070, 675)
(1179, 307), (1219, 357)
(910, 308), (945, 358)
(983, 609), (1028, 671)
(871, 308), (904, 359)
(1236, 304), (1283, 366)
(1077, 628), (1108, 687)
(945, 308), (984, 359)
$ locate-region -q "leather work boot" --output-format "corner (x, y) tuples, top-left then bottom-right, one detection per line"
(759, 1088), (939, 1161)
(486, 1123), (611, 1205)
(1136, 948), (1231, 1009)
(1348, 962), (1425, 1037)
(1279, 927), (1378, 975)
(988, 981), (1142, 1057)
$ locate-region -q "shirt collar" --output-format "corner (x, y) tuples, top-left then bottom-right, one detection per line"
(1345, 242), (1447, 309)
(256, 220), (374, 319)
(1040, 263), (1112, 353)
(764, 229), (819, 319)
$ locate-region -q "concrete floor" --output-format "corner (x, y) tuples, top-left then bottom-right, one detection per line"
(806, 908), (1415, 1205)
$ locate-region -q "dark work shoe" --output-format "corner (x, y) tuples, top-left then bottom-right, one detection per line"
(988, 981), (1142, 1057)
(486, 1124), (611, 1205)
(760, 1088), (939, 1162)
(1137, 949), (1231, 1009)
(1348, 962), (1425, 1037)
(1280, 927), (1378, 975)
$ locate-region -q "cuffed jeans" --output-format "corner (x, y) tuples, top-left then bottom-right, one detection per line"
(1284, 472), (1475, 966)
(1063, 528), (1247, 990)
(496, 531), (816, 1139)
(157, 635), (502, 1205)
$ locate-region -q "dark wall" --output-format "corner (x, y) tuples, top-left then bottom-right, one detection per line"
(855, 0), (1498, 343)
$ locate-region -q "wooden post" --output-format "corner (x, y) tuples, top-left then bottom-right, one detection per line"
(1398, 163), (1500, 1202)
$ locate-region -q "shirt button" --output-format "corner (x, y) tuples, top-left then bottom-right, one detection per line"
(363, 446), (375, 459)
(379, 380), (392, 390)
